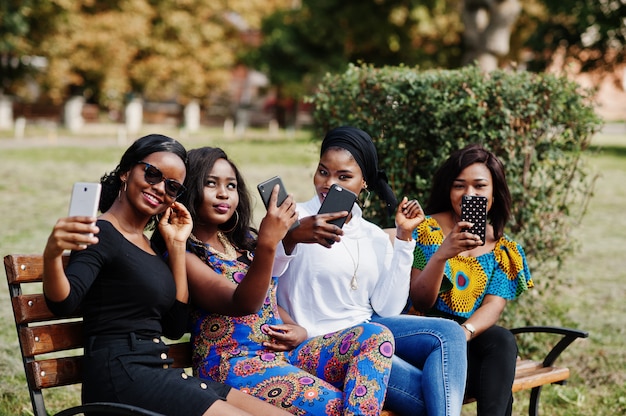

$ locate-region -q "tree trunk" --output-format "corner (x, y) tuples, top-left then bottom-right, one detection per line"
(462, 0), (521, 71)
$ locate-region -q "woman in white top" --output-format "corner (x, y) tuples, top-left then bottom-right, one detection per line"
(275, 126), (468, 416)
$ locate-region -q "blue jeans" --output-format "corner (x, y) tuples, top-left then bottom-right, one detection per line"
(371, 314), (467, 416)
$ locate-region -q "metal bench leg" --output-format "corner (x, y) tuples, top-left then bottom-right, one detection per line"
(528, 385), (542, 416)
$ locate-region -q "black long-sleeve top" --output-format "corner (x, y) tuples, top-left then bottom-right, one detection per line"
(46, 220), (189, 340)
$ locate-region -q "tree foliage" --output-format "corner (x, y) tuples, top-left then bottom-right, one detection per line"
(1, 0), (291, 108)
(522, 0), (626, 73)
(254, 0), (625, 99)
(2, 0), (624, 109)
(250, 0), (464, 99)
(0, 0), (35, 95)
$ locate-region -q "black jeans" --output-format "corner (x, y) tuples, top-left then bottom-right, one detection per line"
(466, 325), (518, 416)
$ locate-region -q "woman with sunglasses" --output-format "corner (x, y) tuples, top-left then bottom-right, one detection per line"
(42, 134), (291, 416)
(174, 146), (395, 415)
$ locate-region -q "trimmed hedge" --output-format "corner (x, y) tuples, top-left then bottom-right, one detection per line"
(310, 64), (602, 327)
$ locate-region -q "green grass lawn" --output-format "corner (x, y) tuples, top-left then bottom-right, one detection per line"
(1, 127), (624, 415)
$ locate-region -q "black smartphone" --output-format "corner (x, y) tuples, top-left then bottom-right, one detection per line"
(257, 176), (299, 229)
(318, 184), (358, 229)
(68, 182), (101, 238)
(257, 176), (288, 209)
(460, 194), (487, 245)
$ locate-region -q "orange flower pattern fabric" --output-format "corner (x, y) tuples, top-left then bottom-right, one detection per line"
(412, 216), (533, 319)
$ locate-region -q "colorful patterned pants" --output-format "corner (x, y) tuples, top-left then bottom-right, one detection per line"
(214, 323), (394, 416)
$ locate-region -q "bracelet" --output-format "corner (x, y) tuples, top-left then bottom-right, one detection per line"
(461, 323), (476, 339)
(395, 233), (414, 242)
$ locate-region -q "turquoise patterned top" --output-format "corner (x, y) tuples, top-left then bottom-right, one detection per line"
(412, 216), (533, 319)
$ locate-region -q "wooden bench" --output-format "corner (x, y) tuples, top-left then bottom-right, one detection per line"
(4, 253), (193, 416)
(5, 251), (587, 416)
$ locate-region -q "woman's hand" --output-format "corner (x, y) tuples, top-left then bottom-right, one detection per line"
(262, 323), (308, 352)
(437, 221), (483, 259)
(282, 211), (348, 252)
(257, 185), (298, 248)
(158, 201), (193, 247)
(43, 216), (99, 302)
(44, 216), (99, 259)
(395, 197), (425, 241)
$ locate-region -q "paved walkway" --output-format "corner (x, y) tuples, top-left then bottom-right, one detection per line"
(1, 122), (623, 151)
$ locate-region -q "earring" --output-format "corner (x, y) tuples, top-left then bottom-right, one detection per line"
(362, 187), (371, 203)
(219, 210), (240, 233)
(118, 181), (127, 201)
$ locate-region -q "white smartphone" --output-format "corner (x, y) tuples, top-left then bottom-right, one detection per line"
(68, 183), (101, 239)
(68, 182), (102, 217)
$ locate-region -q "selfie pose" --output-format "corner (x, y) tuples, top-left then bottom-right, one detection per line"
(409, 144), (534, 416)
(177, 147), (395, 416)
(43, 134), (290, 416)
(275, 126), (468, 416)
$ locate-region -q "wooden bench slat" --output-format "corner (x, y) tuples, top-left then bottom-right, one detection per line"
(12, 294), (56, 324)
(512, 365), (570, 392)
(28, 356), (83, 389)
(5, 254), (69, 284)
(19, 321), (83, 356)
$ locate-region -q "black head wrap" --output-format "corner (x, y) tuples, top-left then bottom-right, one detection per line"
(320, 126), (397, 216)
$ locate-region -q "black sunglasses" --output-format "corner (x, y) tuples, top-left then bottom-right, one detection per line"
(137, 161), (186, 199)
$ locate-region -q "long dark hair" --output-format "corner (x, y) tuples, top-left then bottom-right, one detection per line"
(425, 144), (512, 239)
(177, 147), (256, 252)
(100, 134), (187, 229)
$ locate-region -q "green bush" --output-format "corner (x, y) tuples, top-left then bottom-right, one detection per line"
(310, 63), (602, 327)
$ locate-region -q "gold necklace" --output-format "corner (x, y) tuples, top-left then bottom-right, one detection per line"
(217, 231), (238, 260)
(343, 240), (360, 290)
(190, 231), (238, 261)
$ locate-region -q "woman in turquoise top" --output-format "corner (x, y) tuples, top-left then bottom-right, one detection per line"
(410, 144), (533, 416)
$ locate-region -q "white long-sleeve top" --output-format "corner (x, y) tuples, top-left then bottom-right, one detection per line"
(275, 196), (415, 337)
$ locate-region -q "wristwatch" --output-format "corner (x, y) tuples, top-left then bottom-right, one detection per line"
(461, 323), (476, 339)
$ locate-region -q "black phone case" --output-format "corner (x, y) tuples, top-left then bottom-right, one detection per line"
(461, 195), (487, 245)
(257, 176), (299, 230)
(257, 176), (288, 208)
(317, 184), (358, 228)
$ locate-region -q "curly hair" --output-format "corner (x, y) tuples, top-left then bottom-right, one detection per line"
(425, 144), (512, 240)
(99, 134), (187, 229)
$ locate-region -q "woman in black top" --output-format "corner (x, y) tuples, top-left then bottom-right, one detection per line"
(43, 134), (290, 416)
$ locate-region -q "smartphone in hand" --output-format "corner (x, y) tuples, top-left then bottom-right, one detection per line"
(257, 176), (299, 229)
(69, 182), (101, 217)
(257, 176), (288, 208)
(460, 194), (487, 245)
(68, 182), (101, 238)
(318, 184), (358, 229)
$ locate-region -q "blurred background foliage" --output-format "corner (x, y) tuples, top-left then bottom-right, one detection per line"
(1, 0), (624, 116)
